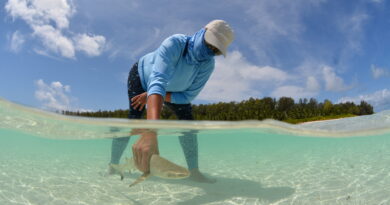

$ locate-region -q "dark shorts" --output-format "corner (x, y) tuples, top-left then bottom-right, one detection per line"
(127, 63), (194, 120)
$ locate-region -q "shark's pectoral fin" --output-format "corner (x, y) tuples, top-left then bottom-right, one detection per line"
(129, 173), (150, 187)
(109, 164), (125, 180)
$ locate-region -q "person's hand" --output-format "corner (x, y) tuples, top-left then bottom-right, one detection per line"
(131, 92), (147, 111)
(132, 129), (159, 173)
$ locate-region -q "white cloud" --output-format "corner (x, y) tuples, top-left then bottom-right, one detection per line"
(294, 62), (352, 93)
(306, 76), (321, 92)
(268, 60), (355, 99)
(239, 1), (369, 71)
(335, 11), (369, 70)
(32, 24), (75, 58)
(271, 86), (310, 99)
(198, 51), (289, 102)
(34, 79), (74, 111)
(268, 61), (349, 99)
(74, 34), (106, 57)
(198, 51), (353, 102)
(9, 30), (25, 52)
(5, 0), (106, 59)
(198, 51), (261, 102)
(240, 65), (289, 82)
(339, 89), (390, 111)
(322, 66), (351, 91)
(371, 64), (389, 79)
(271, 76), (320, 99)
(5, 0), (74, 28)
(244, 1), (324, 38)
(235, 1), (326, 64)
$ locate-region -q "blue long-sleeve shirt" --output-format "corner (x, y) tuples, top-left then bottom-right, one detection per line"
(138, 34), (215, 104)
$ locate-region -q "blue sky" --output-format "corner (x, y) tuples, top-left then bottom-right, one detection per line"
(1, 0), (390, 112)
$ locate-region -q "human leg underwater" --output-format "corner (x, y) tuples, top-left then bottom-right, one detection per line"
(110, 62), (145, 165)
(164, 102), (215, 183)
(164, 102), (199, 169)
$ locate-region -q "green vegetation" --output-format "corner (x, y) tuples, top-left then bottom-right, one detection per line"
(63, 97), (374, 124)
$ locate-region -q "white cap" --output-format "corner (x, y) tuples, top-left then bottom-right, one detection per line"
(204, 20), (234, 57)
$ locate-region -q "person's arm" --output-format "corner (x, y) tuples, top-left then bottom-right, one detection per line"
(146, 94), (164, 119)
(147, 36), (182, 102)
(131, 92), (171, 111)
(132, 94), (163, 172)
(165, 92), (172, 103)
(132, 36), (182, 173)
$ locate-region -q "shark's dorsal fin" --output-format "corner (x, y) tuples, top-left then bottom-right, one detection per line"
(129, 173), (150, 187)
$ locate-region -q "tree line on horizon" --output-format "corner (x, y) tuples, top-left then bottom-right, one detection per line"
(62, 97), (374, 123)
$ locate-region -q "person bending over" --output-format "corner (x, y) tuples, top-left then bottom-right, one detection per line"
(110, 19), (234, 182)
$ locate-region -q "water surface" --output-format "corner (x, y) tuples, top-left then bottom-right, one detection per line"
(0, 98), (389, 205)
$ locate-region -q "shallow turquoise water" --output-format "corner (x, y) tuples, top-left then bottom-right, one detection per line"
(1, 98), (390, 205)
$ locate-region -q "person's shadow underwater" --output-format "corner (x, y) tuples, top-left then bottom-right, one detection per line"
(122, 175), (295, 205)
(176, 176), (294, 204)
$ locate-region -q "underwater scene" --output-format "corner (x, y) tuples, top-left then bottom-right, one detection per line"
(0, 98), (389, 205)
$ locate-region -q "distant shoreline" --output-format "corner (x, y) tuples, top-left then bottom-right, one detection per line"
(298, 118), (343, 125)
(286, 114), (358, 124)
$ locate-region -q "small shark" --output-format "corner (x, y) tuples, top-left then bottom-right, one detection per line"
(110, 155), (190, 187)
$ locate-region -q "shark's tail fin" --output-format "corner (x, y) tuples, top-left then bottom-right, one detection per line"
(109, 163), (126, 180)
(110, 157), (136, 180)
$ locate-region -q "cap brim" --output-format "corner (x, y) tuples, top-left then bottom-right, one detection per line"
(205, 30), (227, 57)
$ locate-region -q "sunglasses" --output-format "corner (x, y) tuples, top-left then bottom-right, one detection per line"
(205, 41), (222, 56)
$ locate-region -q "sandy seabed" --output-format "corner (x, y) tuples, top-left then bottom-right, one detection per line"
(1, 140), (389, 205)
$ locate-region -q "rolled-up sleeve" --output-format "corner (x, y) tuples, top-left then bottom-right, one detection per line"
(147, 37), (181, 99)
(170, 59), (215, 104)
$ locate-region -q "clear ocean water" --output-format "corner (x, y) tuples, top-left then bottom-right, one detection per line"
(1, 98), (390, 205)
